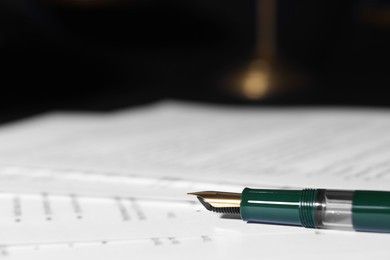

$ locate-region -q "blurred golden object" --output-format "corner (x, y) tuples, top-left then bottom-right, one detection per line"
(241, 60), (270, 100)
(223, 0), (308, 101)
(226, 59), (308, 100)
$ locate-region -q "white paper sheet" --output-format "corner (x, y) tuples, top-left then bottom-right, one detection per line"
(2, 229), (390, 260)
(1, 102), (390, 191)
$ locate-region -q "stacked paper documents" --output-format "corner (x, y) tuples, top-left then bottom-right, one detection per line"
(0, 101), (390, 259)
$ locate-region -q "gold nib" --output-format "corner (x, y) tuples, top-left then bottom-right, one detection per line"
(187, 191), (241, 211)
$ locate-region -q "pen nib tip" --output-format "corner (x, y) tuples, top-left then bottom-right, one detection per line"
(187, 191), (241, 215)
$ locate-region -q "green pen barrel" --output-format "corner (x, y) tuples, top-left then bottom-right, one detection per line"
(353, 191), (390, 232)
(240, 188), (390, 233)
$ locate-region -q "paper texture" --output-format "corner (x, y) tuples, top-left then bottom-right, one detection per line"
(0, 101), (389, 259)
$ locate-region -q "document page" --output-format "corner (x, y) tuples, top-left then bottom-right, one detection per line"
(0, 192), (269, 245)
(3, 231), (390, 260)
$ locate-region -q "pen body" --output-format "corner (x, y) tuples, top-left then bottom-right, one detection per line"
(240, 188), (390, 233)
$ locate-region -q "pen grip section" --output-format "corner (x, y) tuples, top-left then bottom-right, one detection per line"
(240, 188), (303, 226)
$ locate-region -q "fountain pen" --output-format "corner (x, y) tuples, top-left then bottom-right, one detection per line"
(188, 188), (390, 233)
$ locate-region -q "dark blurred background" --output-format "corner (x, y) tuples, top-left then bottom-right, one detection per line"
(0, 0), (389, 122)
